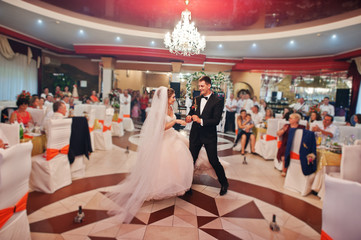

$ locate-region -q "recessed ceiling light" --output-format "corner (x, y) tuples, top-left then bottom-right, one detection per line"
(290, 40), (295, 44)
(316, 33), (321, 37)
(37, 19), (43, 24)
(79, 29), (84, 34)
(332, 34), (337, 39)
(252, 43), (257, 47)
(218, 44), (223, 48)
(116, 36), (121, 41)
(146, 70), (150, 73)
(151, 41), (155, 46)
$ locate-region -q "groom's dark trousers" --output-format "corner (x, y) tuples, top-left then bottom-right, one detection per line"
(188, 94), (228, 187)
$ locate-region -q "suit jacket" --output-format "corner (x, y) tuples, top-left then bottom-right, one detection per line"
(285, 128), (317, 176)
(68, 117), (93, 164)
(188, 93), (224, 144)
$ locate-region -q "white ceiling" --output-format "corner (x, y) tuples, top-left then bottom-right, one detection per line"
(1, 0), (361, 59)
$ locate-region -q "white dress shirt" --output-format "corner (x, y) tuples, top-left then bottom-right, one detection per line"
(315, 122), (339, 140)
(200, 93), (211, 126)
(320, 104), (335, 116)
(242, 99), (254, 112)
(225, 98), (237, 112)
(251, 112), (264, 125)
(294, 102), (309, 114)
(119, 94), (131, 115)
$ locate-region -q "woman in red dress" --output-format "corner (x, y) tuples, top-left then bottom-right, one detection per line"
(10, 91), (33, 127)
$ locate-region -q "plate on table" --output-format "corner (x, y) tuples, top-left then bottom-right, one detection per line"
(28, 132), (41, 137)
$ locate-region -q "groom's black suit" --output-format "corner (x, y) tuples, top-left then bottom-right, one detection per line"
(188, 93), (228, 187)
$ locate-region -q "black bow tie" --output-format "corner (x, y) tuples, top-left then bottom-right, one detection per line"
(201, 95), (208, 100)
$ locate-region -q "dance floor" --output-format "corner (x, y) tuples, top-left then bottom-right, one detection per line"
(27, 124), (322, 240)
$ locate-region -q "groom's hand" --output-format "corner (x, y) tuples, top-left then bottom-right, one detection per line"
(185, 115), (192, 123)
(192, 115), (201, 124)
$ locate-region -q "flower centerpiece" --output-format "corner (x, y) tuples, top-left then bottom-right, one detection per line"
(109, 89), (120, 110)
(308, 104), (320, 116)
(17, 90), (31, 102)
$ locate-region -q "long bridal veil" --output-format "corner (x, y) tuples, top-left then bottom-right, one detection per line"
(106, 86), (168, 223)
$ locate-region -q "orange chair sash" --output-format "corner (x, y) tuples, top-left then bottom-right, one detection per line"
(290, 151), (300, 160)
(89, 126), (94, 132)
(123, 114), (130, 118)
(103, 125), (111, 132)
(0, 193), (28, 229)
(46, 145), (69, 161)
(23, 134), (33, 139)
(277, 140), (282, 149)
(265, 135), (277, 141)
(98, 120), (104, 124)
(321, 230), (333, 240)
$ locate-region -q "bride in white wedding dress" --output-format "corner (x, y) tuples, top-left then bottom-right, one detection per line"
(107, 87), (218, 223)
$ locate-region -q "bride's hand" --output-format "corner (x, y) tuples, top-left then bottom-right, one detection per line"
(176, 119), (187, 126)
(185, 115), (192, 123)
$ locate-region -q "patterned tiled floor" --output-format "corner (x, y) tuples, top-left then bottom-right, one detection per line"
(27, 124), (322, 240)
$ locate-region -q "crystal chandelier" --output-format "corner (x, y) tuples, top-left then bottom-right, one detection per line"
(164, 0), (206, 56)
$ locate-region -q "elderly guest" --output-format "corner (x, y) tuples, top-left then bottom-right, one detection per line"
(277, 113), (305, 177)
(311, 114), (338, 140)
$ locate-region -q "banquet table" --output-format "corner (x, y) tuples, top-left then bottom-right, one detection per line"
(311, 147), (342, 199)
(254, 127), (267, 141)
(21, 134), (46, 156)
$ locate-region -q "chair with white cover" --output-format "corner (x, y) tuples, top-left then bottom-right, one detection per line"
(334, 116), (345, 122)
(284, 129), (316, 196)
(93, 108), (114, 151)
(254, 118), (280, 159)
(355, 123), (361, 128)
(338, 126), (361, 142)
(123, 114), (135, 132)
(321, 175), (361, 240)
(273, 119), (288, 171)
(111, 108), (124, 137)
(355, 139), (361, 145)
(0, 123), (19, 147)
(30, 119), (72, 193)
(340, 145), (361, 183)
(0, 141), (32, 240)
(26, 108), (46, 127)
(87, 109), (96, 152)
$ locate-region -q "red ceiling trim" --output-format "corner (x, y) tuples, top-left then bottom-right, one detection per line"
(74, 45), (206, 64)
(333, 48), (361, 60)
(0, 26), (74, 54)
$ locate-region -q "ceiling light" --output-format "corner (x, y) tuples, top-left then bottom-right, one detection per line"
(151, 41), (155, 46)
(37, 19), (43, 24)
(332, 34), (337, 39)
(164, 0), (206, 56)
(79, 29), (84, 34)
(252, 43), (257, 47)
(116, 36), (121, 41)
(290, 40), (294, 44)
(218, 44), (223, 48)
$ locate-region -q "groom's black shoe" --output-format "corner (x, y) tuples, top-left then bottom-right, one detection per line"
(220, 183), (229, 196)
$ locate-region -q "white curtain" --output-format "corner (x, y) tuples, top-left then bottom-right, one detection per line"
(0, 53), (37, 101)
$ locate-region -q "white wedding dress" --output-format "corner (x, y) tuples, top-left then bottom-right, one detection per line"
(106, 87), (220, 224)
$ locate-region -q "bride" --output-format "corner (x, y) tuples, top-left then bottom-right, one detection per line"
(107, 87), (198, 223)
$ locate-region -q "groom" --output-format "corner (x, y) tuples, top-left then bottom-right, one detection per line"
(186, 76), (229, 195)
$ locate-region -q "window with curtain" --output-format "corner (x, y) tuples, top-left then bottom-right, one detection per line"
(0, 53), (37, 101)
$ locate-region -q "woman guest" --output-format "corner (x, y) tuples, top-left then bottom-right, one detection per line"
(10, 91), (33, 127)
(276, 113), (305, 177)
(307, 111), (321, 129)
(39, 97), (45, 110)
(29, 96), (40, 108)
(90, 90), (100, 103)
(139, 91), (149, 122)
(63, 85), (72, 97)
(264, 108), (274, 121)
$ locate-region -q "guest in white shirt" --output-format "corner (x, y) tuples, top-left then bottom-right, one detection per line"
(259, 99), (267, 115)
(241, 93), (254, 112)
(40, 87), (53, 99)
(224, 93), (237, 133)
(44, 101), (67, 135)
(120, 90), (131, 118)
(236, 94), (244, 113)
(319, 97), (335, 116)
(250, 105), (264, 125)
(293, 98), (309, 117)
(311, 114), (338, 141)
(252, 96), (259, 107)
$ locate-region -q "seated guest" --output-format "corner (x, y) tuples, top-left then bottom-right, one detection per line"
(29, 96), (40, 108)
(264, 108), (274, 121)
(69, 97), (75, 110)
(307, 111), (321, 129)
(250, 105), (263, 125)
(44, 101), (67, 134)
(45, 94), (54, 105)
(259, 99), (267, 115)
(62, 95), (70, 104)
(311, 114), (338, 140)
(103, 97), (112, 109)
(39, 97), (45, 109)
(10, 91), (33, 127)
(351, 114), (361, 126)
(234, 111), (256, 154)
(277, 113), (305, 177)
(40, 87), (53, 99)
(319, 97), (335, 116)
(54, 85), (63, 98)
(293, 98), (309, 117)
(63, 85), (72, 97)
(282, 107), (292, 120)
(90, 90), (100, 103)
